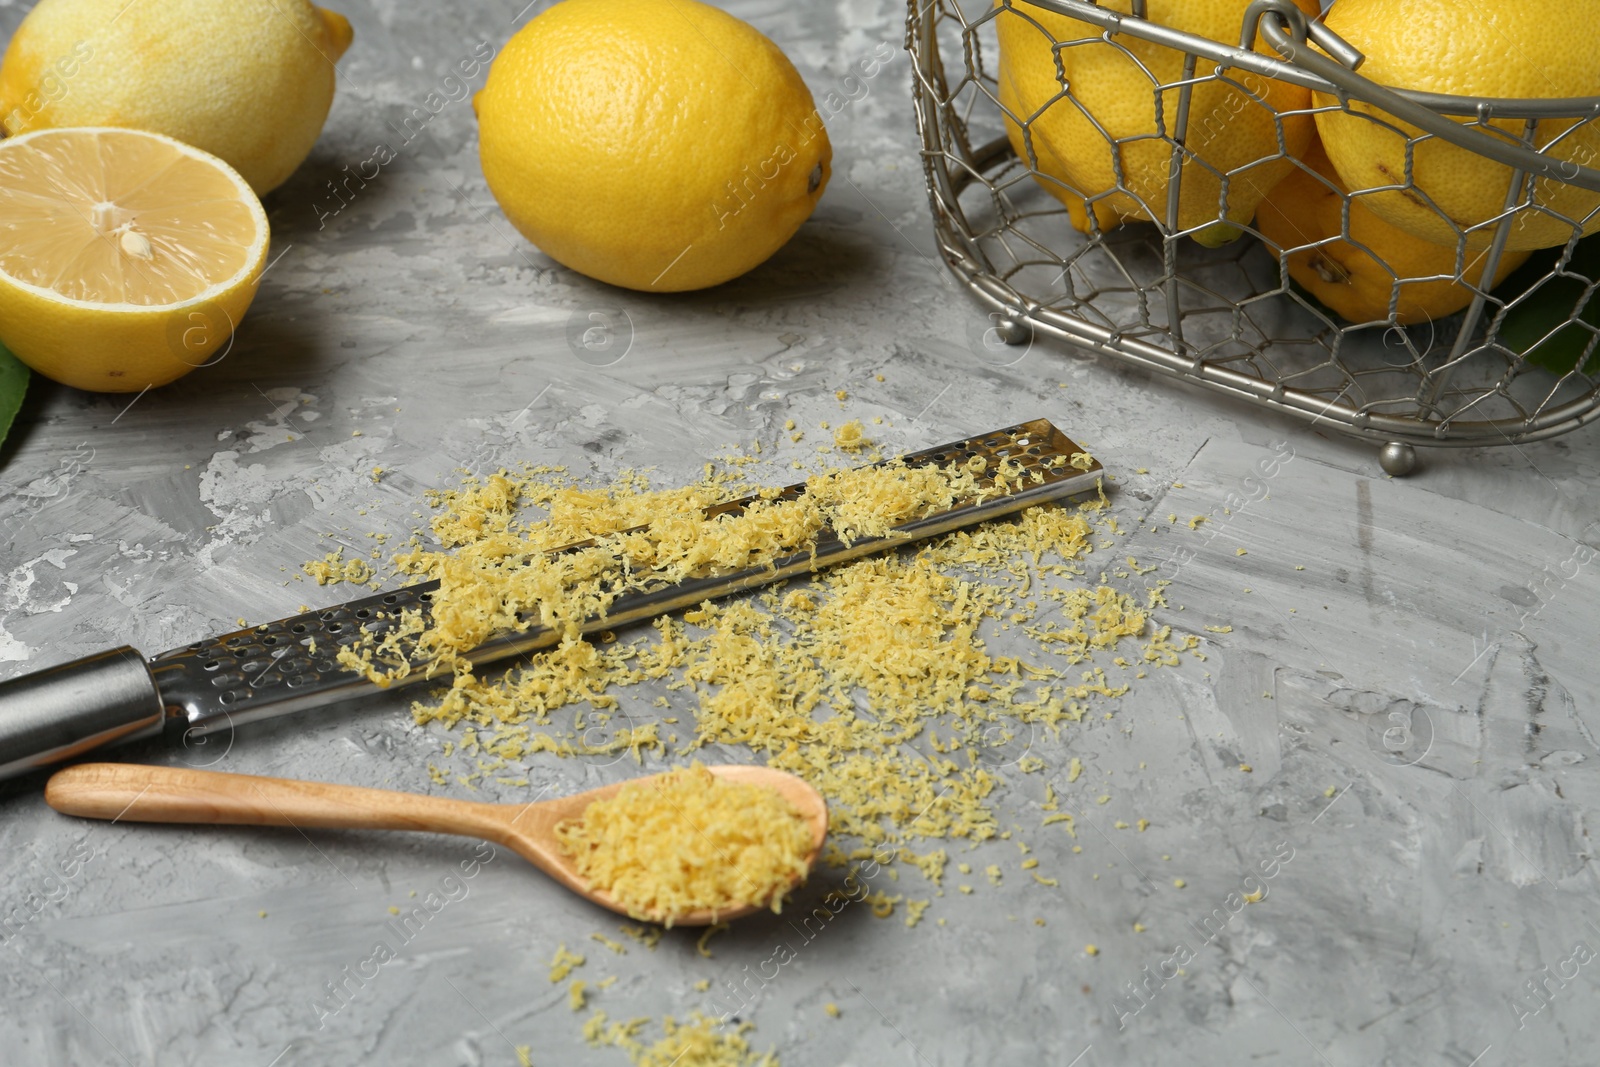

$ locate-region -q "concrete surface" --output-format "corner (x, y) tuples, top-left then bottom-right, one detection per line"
(2, 0), (1599, 1065)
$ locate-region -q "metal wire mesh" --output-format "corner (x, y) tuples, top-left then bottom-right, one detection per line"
(909, 0), (1600, 468)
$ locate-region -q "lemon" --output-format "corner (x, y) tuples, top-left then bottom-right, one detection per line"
(1257, 140), (1530, 325)
(1316, 0), (1600, 251)
(996, 0), (1319, 243)
(0, 0), (352, 194)
(0, 128), (269, 393)
(474, 0), (830, 293)
(997, 59), (1098, 234)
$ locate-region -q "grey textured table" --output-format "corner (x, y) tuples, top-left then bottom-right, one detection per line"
(3, 2), (1599, 1065)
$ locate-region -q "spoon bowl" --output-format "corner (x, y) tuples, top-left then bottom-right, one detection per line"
(45, 762), (828, 926)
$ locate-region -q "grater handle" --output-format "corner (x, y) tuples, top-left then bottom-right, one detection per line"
(0, 647), (167, 780)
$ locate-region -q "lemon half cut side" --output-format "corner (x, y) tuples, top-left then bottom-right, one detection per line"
(0, 127), (270, 393)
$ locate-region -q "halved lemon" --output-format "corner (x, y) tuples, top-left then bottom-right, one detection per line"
(0, 127), (270, 393)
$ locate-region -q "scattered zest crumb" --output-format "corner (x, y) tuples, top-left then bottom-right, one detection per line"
(549, 943), (586, 983)
(832, 420), (869, 452)
(590, 932), (628, 955)
(696, 922), (728, 958)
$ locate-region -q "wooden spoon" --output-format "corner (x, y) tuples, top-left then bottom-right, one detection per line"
(44, 762), (828, 927)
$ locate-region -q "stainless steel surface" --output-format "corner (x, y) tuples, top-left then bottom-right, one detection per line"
(911, 0), (1600, 463)
(0, 647), (163, 779)
(146, 417), (1100, 737)
(3, 2), (1600, 1065)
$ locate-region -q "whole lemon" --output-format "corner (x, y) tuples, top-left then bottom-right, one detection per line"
(996, 0), (1318, 244)
(1315, 0), (1600, 251)
(0, 0), (352, 194)
(1257, 140), (1529, 325)
(475, 0), (830, 293)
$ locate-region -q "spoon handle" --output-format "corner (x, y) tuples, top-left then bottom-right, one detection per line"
(45, 762), (506, 839)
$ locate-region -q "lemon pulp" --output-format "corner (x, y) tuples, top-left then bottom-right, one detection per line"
(0, 129), (260, 304)
(0, 127), (268, 391)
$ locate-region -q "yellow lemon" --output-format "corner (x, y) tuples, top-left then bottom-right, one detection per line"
(0, 0), (352, 194)
(474, 0), (830, 293)
(0, 128), (269, 393)
(1257, 140), (1529, 325)
(1315, 0), (1600, 251)
(997, 57), (1097, 234)
(995, 0), (1318, 243)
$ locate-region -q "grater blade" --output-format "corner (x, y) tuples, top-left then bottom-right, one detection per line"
(148, 419), (1103, 740)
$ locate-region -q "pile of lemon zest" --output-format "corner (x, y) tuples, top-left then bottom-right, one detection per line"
(312, 448), (1200, 914)
(556, 765), (811, 926)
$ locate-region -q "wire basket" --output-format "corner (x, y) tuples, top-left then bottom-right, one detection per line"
(909, 0), (1600, 473)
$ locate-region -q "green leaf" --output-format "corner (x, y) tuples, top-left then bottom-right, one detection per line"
(1494, 234), (1600, 376)
(0, 341), (28, 452)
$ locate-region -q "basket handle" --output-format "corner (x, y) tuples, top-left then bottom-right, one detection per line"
(1254, 3), (1600, 195)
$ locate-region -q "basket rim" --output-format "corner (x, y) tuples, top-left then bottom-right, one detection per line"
(979, 0), (1600, 120)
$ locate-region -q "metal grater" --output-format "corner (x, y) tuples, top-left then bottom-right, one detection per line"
(0, 419), (1102, 780)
